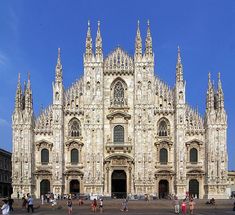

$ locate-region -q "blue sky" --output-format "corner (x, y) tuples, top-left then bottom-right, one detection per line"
(0, 0), (235, 169)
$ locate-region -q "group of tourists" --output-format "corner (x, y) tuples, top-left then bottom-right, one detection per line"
(22, 193), (34, 213)
(173, 196), (195, 215)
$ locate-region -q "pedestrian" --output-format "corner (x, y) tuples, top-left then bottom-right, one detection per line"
(27, 195), (34, 213)
(92, 198), (97, 213)
(41, 195), (44, 205)
(1, 199), (9, 215)
(173, 196), (179, 214)
(67, 198), (72, 215)
(181, 199), (187, 215)
(7, 198), (14, 212)
(22, 195), (27, 209)
(99, 198), (103, 213)
(121, 198), (128, 212)
(189, 198), (195, 215)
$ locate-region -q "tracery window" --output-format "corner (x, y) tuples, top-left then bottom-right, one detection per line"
(160, 148), (168, 164)
(69, 118), (81, 137)
(158, 119), (168, 136)
(190, 148), (198, 163)
(113, 125), (124, 143)
(71, 148), (79, 164)
(41, 148), (49, 164)
(114, 81), (124, 106)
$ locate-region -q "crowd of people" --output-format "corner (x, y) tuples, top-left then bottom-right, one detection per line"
(173, 195), (195, 215)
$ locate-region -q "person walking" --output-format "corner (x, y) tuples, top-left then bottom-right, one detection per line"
(99, 198), (103, 213)
(181, 199), (187, 215)
(1, 199), (9, 215)
(92, 199), (97, 213)
(7, 198), (14, 212)
(189, 198), (195, 215)
(27, 195), (34, 213)
(121, 198), (128, 212)
(67, 198), (73, 215)
(173, 196), (179, 214)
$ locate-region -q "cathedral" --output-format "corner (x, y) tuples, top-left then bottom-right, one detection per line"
(12, 21), (228, 199)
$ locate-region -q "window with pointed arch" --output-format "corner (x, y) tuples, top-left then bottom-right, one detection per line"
(71, 148), (79, 164)
(190, 148), (198, 163)
(113, 125), (124, 143)
(114, 81), (124, 106)
(158, 118), (169, 137)
(69, 118), (81, 137)
(41, 148), (49, 165)
(160, 148), (168, 164)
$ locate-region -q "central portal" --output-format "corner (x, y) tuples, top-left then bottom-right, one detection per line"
(111, 170), (127, 198)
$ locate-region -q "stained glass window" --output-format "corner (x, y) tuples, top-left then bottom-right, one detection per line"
(71, 148), (79, 164)
(158, 120), (168, 136)
(41, 149), (49, 164)
(114, 81), (124, 106)
(190, 148), (198, 163)
(114, 125), (124, 143)
(69, 118), (81, 137)
(160, 148), (168, 164)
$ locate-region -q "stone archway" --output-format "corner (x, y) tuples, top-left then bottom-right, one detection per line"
(70, 180), (80, 194)
(111, 170), (127, 198)
(158, 180), (169, 199)
(40, 179), (50, 196)
(189, 179), (199, 198)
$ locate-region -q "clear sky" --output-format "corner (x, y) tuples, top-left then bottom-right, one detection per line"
(0, 0), (234, 169)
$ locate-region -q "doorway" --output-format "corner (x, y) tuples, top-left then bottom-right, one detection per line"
(189, 179), (199, 198)
(111, 170), (126, 198)
(70, 180), (80, 194)
(40, 179), (50, 196)
(158, 180), (169, 199)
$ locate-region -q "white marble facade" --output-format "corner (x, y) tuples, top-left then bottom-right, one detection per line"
(12, 21), (228, 199)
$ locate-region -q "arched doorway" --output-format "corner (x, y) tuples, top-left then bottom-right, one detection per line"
(70, 180), (80, 194)
(159, 180), (169, 199)
(40, 180), (50, 196)
(189, 179), (199, 198)
(111, 170), (126, 198)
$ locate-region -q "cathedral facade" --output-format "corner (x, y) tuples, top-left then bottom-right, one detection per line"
(12, 21), (228, 199)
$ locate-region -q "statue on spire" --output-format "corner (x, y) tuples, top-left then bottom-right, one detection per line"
(217, 72), (224, 110)
(95, 20), (103, 60)
(135, 20), (142, 59)
(14, 73), (22, 111)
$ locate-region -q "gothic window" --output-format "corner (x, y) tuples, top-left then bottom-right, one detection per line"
(158, 120), (168, 136)
(41, 149), (49, 165)
(71, 148), (79, 164)
(190, 148), (198, 163)
(114, 81), (124, 106)
(69, 118), (81, 137)
(160, 148), (168, 164)
(113, 125), (124, 143)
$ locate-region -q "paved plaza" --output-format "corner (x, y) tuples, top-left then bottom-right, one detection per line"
(6, 199), (235, 215)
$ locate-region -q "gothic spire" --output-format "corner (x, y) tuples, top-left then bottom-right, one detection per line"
(145, 20), (153, 57)
(85, 20), (93, 59)
(206, 72), (214, 111)
(55, 48), (63, 83)
(25, 72), (33, 110)
(176, 46), (183, 82)
(135, 20), (142, 58)
(217, 72), (224, 110)
(95, 20), (103, 59)
(14, 73), (22, 110)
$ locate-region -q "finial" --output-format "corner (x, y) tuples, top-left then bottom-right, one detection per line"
(57, 48), (61, 65)
(208, 72), (211, 80)
(147, 19), (150, 26)
(177, 45), (181, 63)
(218, 72), (221, 81)
(18, 73), (21, 83)
(88, 20), (90, 27)
(138, 20), (140, 27)
(98, 20), (100, 27)
(27, 71), (30, 81)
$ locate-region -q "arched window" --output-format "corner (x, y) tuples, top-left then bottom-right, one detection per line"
(71, 148), (79, 164)
(69, 118), (81, 137)
(113, 125), (124, 143)
(160, 148), (168, 164)
(41, 149), (49, 164)
(114, 81), (124, 106)
(190, 148), (198, 163)
(158, 120), (168, 136)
